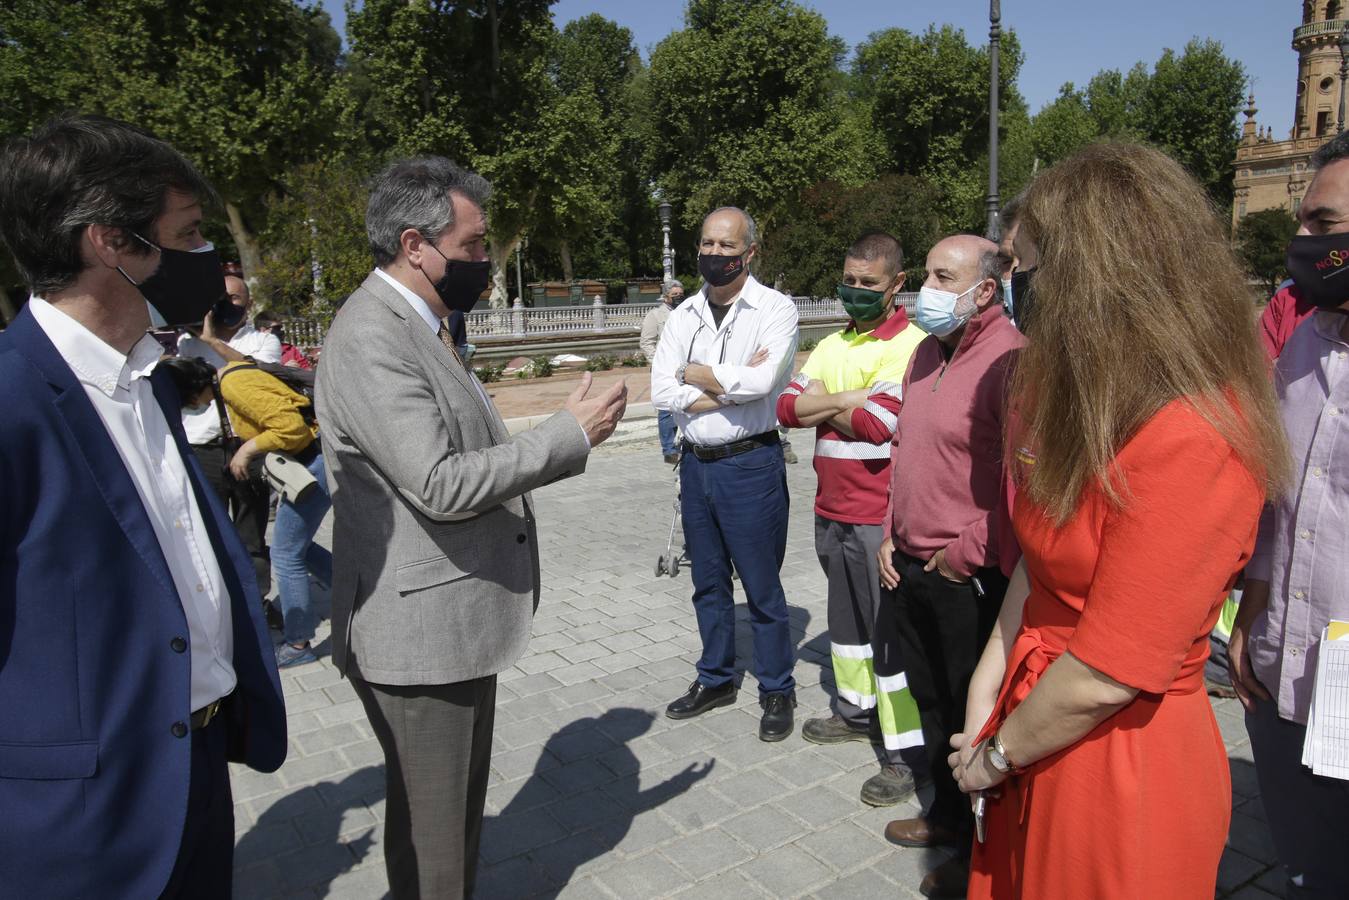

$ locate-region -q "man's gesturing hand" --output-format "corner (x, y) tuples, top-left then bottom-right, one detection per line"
(565, 373), (628, 447)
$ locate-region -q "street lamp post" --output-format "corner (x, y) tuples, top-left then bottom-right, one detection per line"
(985, 0), (1002, 241)
(1339, 24), (1349, 134)
(658, 201), (674, 281)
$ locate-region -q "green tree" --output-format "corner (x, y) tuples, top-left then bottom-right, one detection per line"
(1140, 39), (1246, 205)
(644, 0), (873, 236)
(1236, 207), (1298, 296)
(852, 25), (1031, 233)
(759, 175), (944, 298)
(1031, 83), (1099, 167)
(1084, 65), (1148, 138)
(0, 0), (343, 282)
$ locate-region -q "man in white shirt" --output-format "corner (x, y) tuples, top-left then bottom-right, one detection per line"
(651, 206), (800, 741)
(0, 113), (284, 899)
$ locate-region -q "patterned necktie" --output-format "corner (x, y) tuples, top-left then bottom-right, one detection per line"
(436, 319), (465, 367)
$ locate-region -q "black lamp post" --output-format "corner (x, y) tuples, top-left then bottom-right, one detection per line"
(985, 0), (1002, 241)
(658, 200), (674, 280)
(1339, 23), (1349, 133)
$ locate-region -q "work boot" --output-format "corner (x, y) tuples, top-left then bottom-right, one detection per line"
(860, 764), (917, 806)
(802, 713), (878, 745)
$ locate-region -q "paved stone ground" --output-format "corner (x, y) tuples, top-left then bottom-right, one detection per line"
(231, 432), (1287, 900)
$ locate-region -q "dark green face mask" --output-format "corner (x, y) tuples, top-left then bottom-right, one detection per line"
(837, 283), (891, 324)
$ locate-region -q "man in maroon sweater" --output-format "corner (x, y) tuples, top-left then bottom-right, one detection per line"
(877, 234), (1025, 899)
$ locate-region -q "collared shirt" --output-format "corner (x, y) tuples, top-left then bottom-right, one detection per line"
(777, 309), (925, 524)
(640, 302), (672, 361)
(1257, 280), (1317, 362)
(650, 274), (799, 447)
(885, 307), (1024, 576)
(1248, 311), (1349, 723)
(28, 298), (236, 711)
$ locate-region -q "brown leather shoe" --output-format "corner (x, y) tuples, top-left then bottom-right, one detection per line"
(919, 855), (970, 899)
(883, 816), (960, 848)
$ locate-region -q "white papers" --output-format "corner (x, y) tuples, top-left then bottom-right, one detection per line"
(1301, 620), (1349, 780)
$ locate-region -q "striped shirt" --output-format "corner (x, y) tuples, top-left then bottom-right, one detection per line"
(777, 309), (924, 524)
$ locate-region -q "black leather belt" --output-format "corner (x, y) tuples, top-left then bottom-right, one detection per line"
(682, 430), (780, 461)
(191, 696), (226, 731)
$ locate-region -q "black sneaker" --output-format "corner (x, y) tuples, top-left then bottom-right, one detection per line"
(759, 692), (796, 742)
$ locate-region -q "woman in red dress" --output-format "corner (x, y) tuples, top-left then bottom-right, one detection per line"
(948, 142), (1290, 899)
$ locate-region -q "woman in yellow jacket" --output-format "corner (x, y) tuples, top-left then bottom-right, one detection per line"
(215, 357), (330, 668)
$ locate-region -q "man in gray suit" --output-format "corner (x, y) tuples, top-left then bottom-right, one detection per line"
(315, 157), (627, 899)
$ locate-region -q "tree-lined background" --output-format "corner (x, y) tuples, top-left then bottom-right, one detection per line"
(0, 0), (1269, 323)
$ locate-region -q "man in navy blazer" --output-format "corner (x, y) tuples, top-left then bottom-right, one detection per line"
(0, 115), (286, 898)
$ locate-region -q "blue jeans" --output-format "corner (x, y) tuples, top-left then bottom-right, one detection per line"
(272, 451), (332, 645)
(657, 410), (678, 456)
(679, 441), (795, 696)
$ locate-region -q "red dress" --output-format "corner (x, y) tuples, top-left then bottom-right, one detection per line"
(968, 400), (1263, 899)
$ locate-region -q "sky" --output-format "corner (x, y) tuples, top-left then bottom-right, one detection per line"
(319, 1), (1304, 136)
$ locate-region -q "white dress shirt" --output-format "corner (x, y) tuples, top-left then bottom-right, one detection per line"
(30, 298), (236, 711)
(650, 274), (799, 447)
(225, 324), (283, 364)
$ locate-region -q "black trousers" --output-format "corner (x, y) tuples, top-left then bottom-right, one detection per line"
(351, 675), (497, 900)
(191, 442), (272, 596)
(882, 550), (1007, 844)
(159, 714), (233, 900)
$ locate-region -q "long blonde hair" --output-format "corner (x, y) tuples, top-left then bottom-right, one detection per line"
(1012, 141), (1289, 524)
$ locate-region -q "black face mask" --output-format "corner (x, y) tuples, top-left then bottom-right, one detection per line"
(1010, 267), (1036, 336)
(698, 252), (747, 287)
(1286, 232), (1349, 310)
(118, 234), (225, 326)
(425, 242), (491, 313)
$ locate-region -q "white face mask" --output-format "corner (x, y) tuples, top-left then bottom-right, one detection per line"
(914, 282), (982, 337)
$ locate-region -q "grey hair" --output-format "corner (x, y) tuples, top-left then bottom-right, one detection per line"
(705, 206), (758, 247)
(977, 248), (1002, 284)
(366, 156), (492, 266)
(1311, 131), (1349, 170)
(663, 278), (682, 294)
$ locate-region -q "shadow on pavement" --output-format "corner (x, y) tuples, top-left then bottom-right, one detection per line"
(477, 707), (713, 898)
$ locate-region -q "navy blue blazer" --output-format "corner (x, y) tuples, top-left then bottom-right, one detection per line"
(0, 307), (286, 897)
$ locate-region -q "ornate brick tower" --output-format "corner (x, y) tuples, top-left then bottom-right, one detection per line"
(1231, 1), (1343, 231)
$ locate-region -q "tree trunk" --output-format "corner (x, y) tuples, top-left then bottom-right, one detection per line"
(487, 235), (519, 309)
(559, 239), (574, 283)
(0, 284), (18, 326)
(224, 200), (264, 291)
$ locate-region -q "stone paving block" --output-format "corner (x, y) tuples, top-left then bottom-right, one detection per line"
(739, 842), (834, 898)
(646, 780), (742, 833)
(1219, 848), (1270, 894)
(528, 827), (617, 884)
(493, 745), (563, 781)
(599, 631), (653, 653)
(659, 827), (755, 881)
(548, 788), (631, 831)
(294, 804), (379, 845)
(269, 839), (363, 894)
(553, 679), (617, 707)
(517, 651), (570, 675)
(314, 698), (368, 728)
(553, 660), (611, 685)
(278, 749), (348, 788)
(711, 768), (790, 810)
(294, 665), (344, 691)
(813, 865), (905, 900)
(479, 809), (569, 865)
(234, 821), (305, 868)
(562, 608), (610, 627)
(634, 641), (690, 663)
(511, 672), (567, 696)
(284, 710), (323, 736)
(800, 819), (893, 874)
(594, 649), (648, 674)
(541, 757), (620, 797)
(595, 808), (682, 855)
(314, 864), (391, 900)
(780, 782), (868, 831)
(594, 851), (691, 900)
(476, 855), (558, 899)
(1227, 810), (1278, 863)
(554, 875), (618, 899)
(720, 804), (811, 853)
(231, 766), (289, 804)
(313, 766), (386, 808)
(293, 721), (365, 757)
(558, 641), (610, 664)
(869, 845), (953, 892)
(500, 690), (566, 720)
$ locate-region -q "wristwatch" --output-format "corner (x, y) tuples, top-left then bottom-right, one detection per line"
(984, 730), (1019, 775)
(676, 362), (690, 385)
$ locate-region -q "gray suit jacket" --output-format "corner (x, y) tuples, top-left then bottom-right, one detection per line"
(315, 272), (590, 685)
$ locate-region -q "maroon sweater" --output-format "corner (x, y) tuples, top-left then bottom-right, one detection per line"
(885, 307), (1024, 576)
